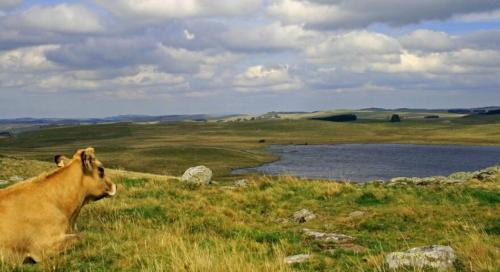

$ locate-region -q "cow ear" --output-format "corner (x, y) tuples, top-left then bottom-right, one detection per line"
(54, 155), (68, 168)
(80, 148), (95, 173)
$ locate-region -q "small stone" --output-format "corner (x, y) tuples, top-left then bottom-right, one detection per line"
(385, 245), (456, 270)
(234, 179), (248, 187)
(293, 209), (316, 223)
(349, 211), (365, 218)
(303, 228), (355, 244)
(180, 166), (212, 185)
(284, 254), (311, 264)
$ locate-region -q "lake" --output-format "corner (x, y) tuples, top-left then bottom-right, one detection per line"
(233, 144), (500, 182)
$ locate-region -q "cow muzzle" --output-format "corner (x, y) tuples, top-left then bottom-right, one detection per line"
(107, 183), (117, 196)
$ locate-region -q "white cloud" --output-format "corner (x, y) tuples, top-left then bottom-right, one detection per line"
(184, 29), (195, 40)
(220, 22), (320, 51)
(399, 29), (454, 52)
(234, 65), (303, 92)
(305, 31), (401, 72)
(7, 4), (104, 33)
(94, 0), (261, 23)
(39, 74), (99, 91)
(112, 65), (186, 87)
(0, 44), (59, 72)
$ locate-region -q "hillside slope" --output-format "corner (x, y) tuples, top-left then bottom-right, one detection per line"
(0, 158), (499, 271)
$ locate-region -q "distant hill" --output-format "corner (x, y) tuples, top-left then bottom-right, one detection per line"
(448, 106), (500, 114)
(0, 114), (214, 126)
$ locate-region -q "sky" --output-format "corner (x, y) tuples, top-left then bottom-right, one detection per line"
(0, 0), (500, 118)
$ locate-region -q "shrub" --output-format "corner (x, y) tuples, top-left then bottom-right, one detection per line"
(389, 114), (401, 122)
(311, 114), (357, 122)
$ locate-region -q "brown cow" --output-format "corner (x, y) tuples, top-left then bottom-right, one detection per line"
(0, 147), (116, 264)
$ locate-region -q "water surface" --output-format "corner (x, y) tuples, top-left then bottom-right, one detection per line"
(233, 144), (500, 182)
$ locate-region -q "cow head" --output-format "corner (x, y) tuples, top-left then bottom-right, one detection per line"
(73, 147), (117, 201)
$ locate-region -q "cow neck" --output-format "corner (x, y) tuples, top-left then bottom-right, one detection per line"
(49, 160), (87, 224)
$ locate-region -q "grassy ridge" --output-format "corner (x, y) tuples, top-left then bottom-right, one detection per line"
(0, 118), (499, 178)
(0, 157), (499, 271)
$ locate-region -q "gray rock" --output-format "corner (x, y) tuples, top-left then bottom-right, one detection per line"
(472, 167), (499, 181)
(303, 228), (355, 244)
(349, 211), (365, 218)
(8, 175), (24, 182)
(181, 166), (212, 185)
(284, 254), (311, 264)
(234, 179), (248, 187)
(293, 209), (316, 223)
(385, 245), (456, 270)
(303, 228), (367, 253)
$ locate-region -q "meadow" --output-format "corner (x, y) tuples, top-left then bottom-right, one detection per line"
(0, 157), (498, 271)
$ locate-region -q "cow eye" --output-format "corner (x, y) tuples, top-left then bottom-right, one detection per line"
(98, 167), (105, 178)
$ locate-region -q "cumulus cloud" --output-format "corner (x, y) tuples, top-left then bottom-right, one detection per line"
(220, 22), (320, 52)
(268, 0), (500, 29)
(234, 65), (303, 92)
(303, 29), (500, 77)
(94, 0), (261, 23)
(1, 1), (499, 117)
(0, 44), (59, 72)
(399, 29), (455, 52)
(304, 31), (401, 72)
(4, 4), (104, 33)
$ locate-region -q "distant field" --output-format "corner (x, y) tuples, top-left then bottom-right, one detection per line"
(0, 113), (499, 178)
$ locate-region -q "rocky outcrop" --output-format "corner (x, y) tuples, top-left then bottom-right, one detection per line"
(303, 228), (354, 244)
(284, 254), (311, 264)
(385, 245), (456, 270)
(180, 166), (212, 185)
(293, 209), (316, 223)
(383, 166), (499, 186)
(303, 228), (367, 253)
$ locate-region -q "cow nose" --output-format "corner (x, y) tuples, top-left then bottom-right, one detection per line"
(107, 183), (117, 196)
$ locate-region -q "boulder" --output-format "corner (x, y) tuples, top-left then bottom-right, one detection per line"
(293, 209), (316, 223)
(181, 166), (212, 185)
(385, 245), (456, 270)
(284, 254), (311, 264)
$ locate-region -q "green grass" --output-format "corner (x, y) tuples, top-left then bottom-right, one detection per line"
(0, 164), (498, 271)
(0, 117), (499, 178)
